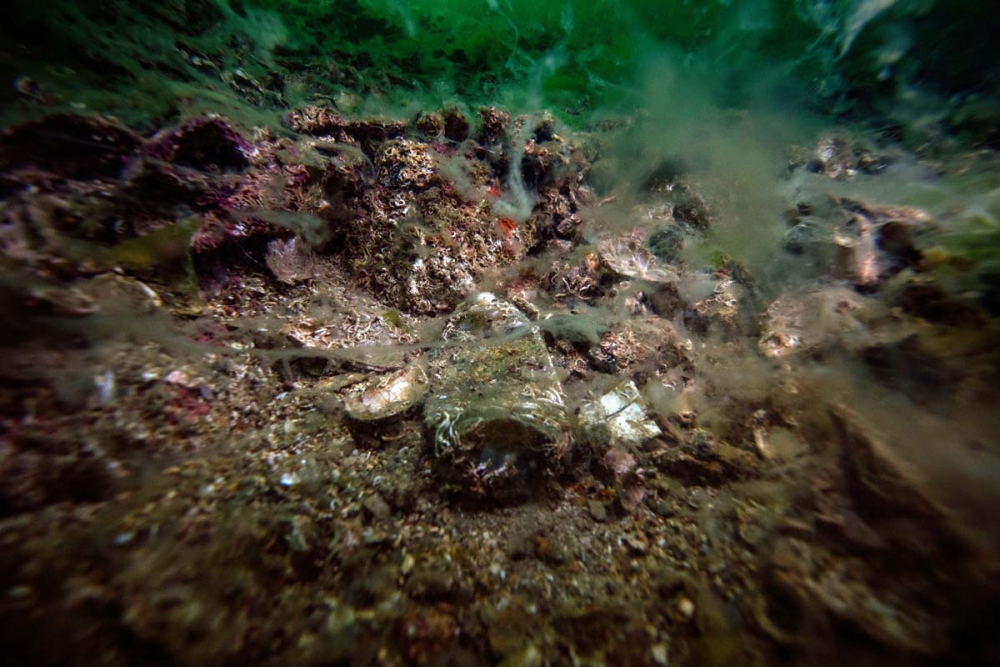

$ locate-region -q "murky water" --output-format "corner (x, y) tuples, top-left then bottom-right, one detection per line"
(1, 1), (998, 665)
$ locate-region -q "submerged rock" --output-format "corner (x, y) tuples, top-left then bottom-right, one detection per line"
(783, 197), (934, 288)
(830, 406), (956, 534)
(144, 117), (252, 173)
(0, 114), (142, 179)
(478, 106), (511, 146)
(375, 139), (435, 190)
(782, 216), (871, 285)
(648, 223), (689, 263)
(442, 292), (530, 341)
(763, 538), (946, 656)
(416, 112), (445, 138)
(442, 108), (470, 142)
(656, 429), (760, 486)
(758, 286), (875, 359)
(598, 229), (679, 284)
(758, 284), (958, 400)
(591, 317), (691, 381)
(265, 236), (316, 284)
(424, 296), (569, 500)
(543, 253), (605, 302)
(684, 275), (752, 338)
(287, 106), (407, 143)
(799, 132), (891, 179)
(344, 162), (533, 314)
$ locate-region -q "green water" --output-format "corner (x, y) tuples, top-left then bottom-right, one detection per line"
(3, 1), (998, 140)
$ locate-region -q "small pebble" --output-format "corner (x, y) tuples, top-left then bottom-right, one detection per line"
(364, 493), (391, 522)
(623, 535), (647, 556)
(588, 499), (608, 522)
(654, 501), (675, 517)
(401, 553), (415, 575)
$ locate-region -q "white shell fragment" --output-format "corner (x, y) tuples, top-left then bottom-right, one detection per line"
(343, 361), (429, 422)
(579, 380), (661, 447)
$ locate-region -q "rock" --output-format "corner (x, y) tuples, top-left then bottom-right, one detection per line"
(684, 429), (717, 460)
(342, 361), (429, 423)
(876, 211), (930, 275)
(810, 133), (855, 179)
(442, 108), (470, 142)
(287, 106), (407, 142)
(830, 406), (955, 534)
(265, 237), (316, 284)
(363, 494), (392, 522)
(21, 284), (99, 317)
(118, 158), (214, 222)
(783, 197), (933, 288)
(442, 292), (530, 341)
(638, 160), (713, 229)
(144, 117), (251, 172)
(648, 224), (688, 262)
(590, 317), (690, 380)
(804, 133), (892, 179)
(891, 275), (984, 325)
(782, 217), (870, 285)
(623, 535), (648, 556)
(860, 334), (955, 402)
(653, 500), (675, 518)
(500, 643), (543, 667)
(600, 448), (638, 476)
(683, 275), (751, 338)
(588, 499), (608, 522)
(425, 297), (570, 500)
(344, 179), (530, 314)
(0, 114), (142, 178)
(325, 603), (357, 637)
(757, 286), (888, 360)
(657, 430), (760, 486)
(598, 229), (679, 284)
(543, 253), (605, 302)
(416, 112), (444, 137)
(375, 138), (435, 190)
(578, 380), (662, 448)
(764, 539), (946, 655)
(478, 106), (511, 146)
(522, 129), (580, 189)
(401, 553), (416, 575)
(677, 596), (696, 620)
(809, 560), (940, 653)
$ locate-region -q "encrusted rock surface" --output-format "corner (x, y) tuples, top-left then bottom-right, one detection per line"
(425, 296), (570, 500)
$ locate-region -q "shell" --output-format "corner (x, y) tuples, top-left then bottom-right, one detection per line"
(343, 362), (429, 422)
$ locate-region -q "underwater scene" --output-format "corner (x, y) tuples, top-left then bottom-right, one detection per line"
(1, 0), (999, 664)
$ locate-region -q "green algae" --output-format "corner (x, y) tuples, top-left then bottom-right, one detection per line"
(3, 1), (998, 146)
(66, 218), (201, 298)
